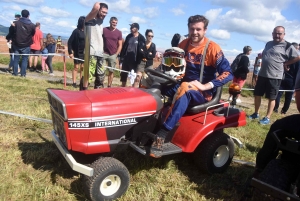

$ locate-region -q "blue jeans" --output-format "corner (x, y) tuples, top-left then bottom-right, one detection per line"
(12, 45), (30, 76)
(46, 55), (54, 73)
(274, 78), (294, 113)
(162, 82), (208, 130)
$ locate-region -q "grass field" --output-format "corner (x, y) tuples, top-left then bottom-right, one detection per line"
(0, 60), (296, 200)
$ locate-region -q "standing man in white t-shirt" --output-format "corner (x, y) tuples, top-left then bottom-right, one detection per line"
(85, 2), (108, 89)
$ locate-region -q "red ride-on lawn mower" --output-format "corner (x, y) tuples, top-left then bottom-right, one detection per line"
(47, 23), (246, 201)
(47, 68), (246, 200)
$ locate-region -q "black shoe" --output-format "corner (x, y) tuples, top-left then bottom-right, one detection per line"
(72, 83), (77, 88)
(30, 67), (36, 72)
(94, 84), (104, 89)
(280, 110), (286, 114)
(273, 108), (278, 113)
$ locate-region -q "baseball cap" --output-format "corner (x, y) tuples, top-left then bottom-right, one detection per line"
(15, 12), (21, 17)
(129, 23), (139, 30)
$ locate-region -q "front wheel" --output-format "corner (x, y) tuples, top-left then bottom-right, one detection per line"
(193, 132), (234, 174)
(83, 157), (130, 201)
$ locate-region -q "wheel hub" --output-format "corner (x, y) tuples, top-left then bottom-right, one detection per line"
(213, 145), (230, 167)
(100, 174), (121, 196)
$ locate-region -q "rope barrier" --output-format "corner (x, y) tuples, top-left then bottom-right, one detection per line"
(0, 52), (296, 91)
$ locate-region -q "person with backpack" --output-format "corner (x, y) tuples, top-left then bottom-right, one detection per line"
(248, 26), (300, 125)
(228, 46), (252, 103)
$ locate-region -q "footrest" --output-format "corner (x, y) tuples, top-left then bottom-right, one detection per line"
(129, 142), (182, 158)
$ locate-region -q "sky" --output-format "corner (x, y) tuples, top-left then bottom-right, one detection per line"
(0, 0), (300, 62)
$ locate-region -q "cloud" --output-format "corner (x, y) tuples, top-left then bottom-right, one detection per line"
(130, 16), (147, 24)
(210, 29), (230, 40)
(143, 7), (159, 18)
(205, 8), (222, 23)
(209, 0), (300, 43)
(170, 8), (185, 16)
(55, 21), (73, 28)
(2, 0), (44, 6)
(40, 6), (71, 17)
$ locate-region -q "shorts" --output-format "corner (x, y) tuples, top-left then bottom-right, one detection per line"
(254, 76), (281, 99)
(103, 53), (117, 72)
(136, 61), (153, 73)
(74, 51), (84, 64)
(232, 76), (246, 89)
(120, 62), (137, 82)
(30, 49), (40, 55)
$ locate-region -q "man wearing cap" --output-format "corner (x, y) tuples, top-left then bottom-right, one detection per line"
(29, 22), (43, 72)
(85, 2), (108, 89)
(6, 12), (21, 72)
(119, 23), (146, 87)
(8, 9), (35, 77)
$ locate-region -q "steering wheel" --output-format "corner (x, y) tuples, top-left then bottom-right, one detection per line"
(145, 68), (178, 84)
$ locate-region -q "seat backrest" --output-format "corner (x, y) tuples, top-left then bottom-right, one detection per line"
(186, 86), (223, 115)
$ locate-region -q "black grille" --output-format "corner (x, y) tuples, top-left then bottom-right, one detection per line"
(47, 91), (66, 119)
(51, 109), (67, 147)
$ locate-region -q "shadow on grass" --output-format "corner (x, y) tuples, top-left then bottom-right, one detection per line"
(18, 133), (254, 200)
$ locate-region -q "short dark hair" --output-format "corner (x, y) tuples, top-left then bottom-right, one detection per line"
(145, 29), (153, 37)
(100, 3), (108, 9)
(36, 22), (40, 27)
(273, 26), (285, 32)
(77, 16), (86, 29)
(188, 15), (209, 29)
(21, 9), (30, 18)
(110, 17), (118, 22)
(243, 46), (252, 54)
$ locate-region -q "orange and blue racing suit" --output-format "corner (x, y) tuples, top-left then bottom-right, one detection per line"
(162, 37), (233, 130)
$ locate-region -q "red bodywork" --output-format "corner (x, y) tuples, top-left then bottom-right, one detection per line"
(48, 87), (246, 155)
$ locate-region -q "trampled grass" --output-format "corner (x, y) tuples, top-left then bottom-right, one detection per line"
(0, 73), (294, 200)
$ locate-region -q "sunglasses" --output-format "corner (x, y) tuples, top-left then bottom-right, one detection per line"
(147, 35), (154, 38)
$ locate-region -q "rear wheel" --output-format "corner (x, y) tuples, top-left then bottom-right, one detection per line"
(193, 132), (234, 174)
(83, 157), (130, 201)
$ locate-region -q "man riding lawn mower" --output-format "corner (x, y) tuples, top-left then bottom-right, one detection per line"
(47, 16), (247, 201)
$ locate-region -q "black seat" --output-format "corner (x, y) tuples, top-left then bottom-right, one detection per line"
(186, 86), (223, 115)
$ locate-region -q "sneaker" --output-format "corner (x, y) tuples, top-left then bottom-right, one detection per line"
(259, 117), (270, 125)
(280, 110), (286, 115)
(248, 113), (259, 119)
(30, 67), (36, 72)
(236, 98), (242, 103)
(49, 73), (54, 76)
(72, 83), (77, 88)
(94, 84), (104, 89)
(228, 96), (232, 101)
(273, 108), (278, 113)
(292, 97), (295, 101)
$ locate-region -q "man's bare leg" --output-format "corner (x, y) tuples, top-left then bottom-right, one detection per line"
(254, 95), (261, 114)
(133, 72), (142, 88)
(266, 99), (275, 119)
(108, 71), (114, 87)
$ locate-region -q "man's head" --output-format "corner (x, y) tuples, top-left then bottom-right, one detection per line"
(15, 12), (21, 19)
(36, 22), (40, 28)
(130, 23), (139, 34)
(21, 9), (30, 18)
(109, 17), (118, 29)
(292, 42), (299, 50)
(187, 15), (209, 45)
(97, 3), (108, 20)
(243, 46), (252, 55)
(77, 16), (86, 30)
(272, 26), (285, 43)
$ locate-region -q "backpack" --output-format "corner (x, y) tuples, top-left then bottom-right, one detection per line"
(230, 53), (244, 73)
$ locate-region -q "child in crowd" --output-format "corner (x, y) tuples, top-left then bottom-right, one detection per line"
(45, 33), (56, 76)
(40, 43), (49, 73)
